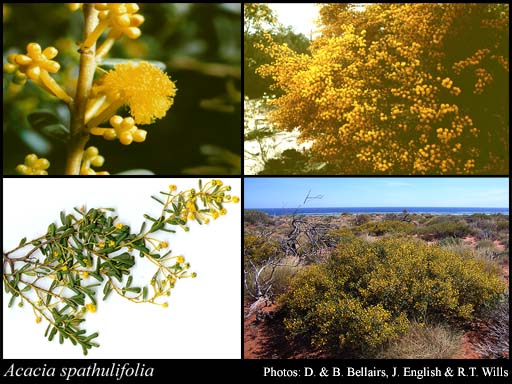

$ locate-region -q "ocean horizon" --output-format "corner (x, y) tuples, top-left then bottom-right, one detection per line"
(248, 207), (509, 216)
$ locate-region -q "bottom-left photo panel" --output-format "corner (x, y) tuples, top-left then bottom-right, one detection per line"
(2, 177), (241, 359)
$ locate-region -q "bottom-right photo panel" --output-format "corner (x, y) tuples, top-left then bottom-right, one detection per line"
(244, 177), (509, 360)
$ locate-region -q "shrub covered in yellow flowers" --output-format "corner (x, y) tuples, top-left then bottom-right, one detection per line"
(257, 3), (509, 174)
(280, 237), (505, 355)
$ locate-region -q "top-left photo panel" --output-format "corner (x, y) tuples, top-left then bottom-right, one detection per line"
(3, 3), (241, 175)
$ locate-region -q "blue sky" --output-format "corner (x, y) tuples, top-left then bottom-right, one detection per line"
(244, 178), (509, 208)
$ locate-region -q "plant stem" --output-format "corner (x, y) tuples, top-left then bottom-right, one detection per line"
(65, 4), (99, 175)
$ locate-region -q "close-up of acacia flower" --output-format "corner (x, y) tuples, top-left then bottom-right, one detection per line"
(80, 146), (109, 175)
(5, 43), (72, 103)
(90, 115), (147, 145)
(4, 3), (241, 175)
(15, 153), (50, 175)
(88, 61), (176, 126)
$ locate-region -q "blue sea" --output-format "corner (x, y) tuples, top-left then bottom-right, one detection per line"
(252, 207), (509, 216)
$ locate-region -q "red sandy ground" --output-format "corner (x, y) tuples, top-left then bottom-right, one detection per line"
(244, 302), (332, 359)
(244, 237), (509, 359)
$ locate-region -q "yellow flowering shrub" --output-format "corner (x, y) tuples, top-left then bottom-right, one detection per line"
(257, 3), (509, 174)
(280, 237), (505, 355)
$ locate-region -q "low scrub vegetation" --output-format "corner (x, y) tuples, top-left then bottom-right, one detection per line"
(244, 212), (509, 358)
(280, 237), (505, 356)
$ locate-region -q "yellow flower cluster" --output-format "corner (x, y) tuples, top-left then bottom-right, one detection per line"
(452, 48), (489, 74)
(80, 147), (109, 175)
(491, 54), (508, 72)
(85, 303), (97, 313)
(473, 68), (493, 94)
(440, 77), (453, 89)
(4, 43), (72, 103)
(96, 3), (144, 40)
(82, 3), (144, 49)
(166, 179), (238, 226)
(16, 154), (50, 175)
(90, 115), (147, 145)
(66, 3), (82, 11)
(89, 62), (176, 125)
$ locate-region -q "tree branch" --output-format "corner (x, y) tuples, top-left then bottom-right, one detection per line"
(65, 4), (99, 175)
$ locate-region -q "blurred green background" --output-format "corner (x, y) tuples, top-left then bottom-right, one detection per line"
(3, 3), (241, 175)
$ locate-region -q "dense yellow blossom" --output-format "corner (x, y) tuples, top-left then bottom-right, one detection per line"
(93, 62), (176, 125)
(281, 237), (505, 353)
(256, 3), (509, 174)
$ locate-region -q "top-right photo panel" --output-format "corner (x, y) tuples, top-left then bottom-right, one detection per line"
(244, 3), (509, 175)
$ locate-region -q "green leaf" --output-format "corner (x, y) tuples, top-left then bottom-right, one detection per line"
(150, 222), (164, 233)
(99, 58), (166, 70)
(97, 247), (116, 254)
(84, 332), (99, 342)
(143, 214), (157, 222)
(18, 237), (27, 247)
(49, 327), (58, 341)
(48, 223), (56, 236)
(142, 286), (148, 300)
(8, 295), (16, 308)
(41, 124), (69, 142)
(103, 282), (113, 300)
(151, 195), (165, 205)
(27, 110), (60, 131)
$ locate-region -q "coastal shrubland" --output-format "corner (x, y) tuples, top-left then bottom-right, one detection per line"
(244, 211), (509, 358)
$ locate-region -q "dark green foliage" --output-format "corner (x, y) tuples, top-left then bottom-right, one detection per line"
(416, 221), (471, 240)
(353, 214), (371, 226)
(355, 220), (415, 235)
(244, 209), (272, 225)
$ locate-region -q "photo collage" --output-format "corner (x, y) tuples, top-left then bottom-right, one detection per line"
(2, 2), (510, 381)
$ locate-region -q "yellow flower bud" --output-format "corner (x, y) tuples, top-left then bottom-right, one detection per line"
(16, 154), (50, 175)
(85, 303), (96, 313)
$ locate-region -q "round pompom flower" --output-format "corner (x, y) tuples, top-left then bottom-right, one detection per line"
(94, 61), (176, 125)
